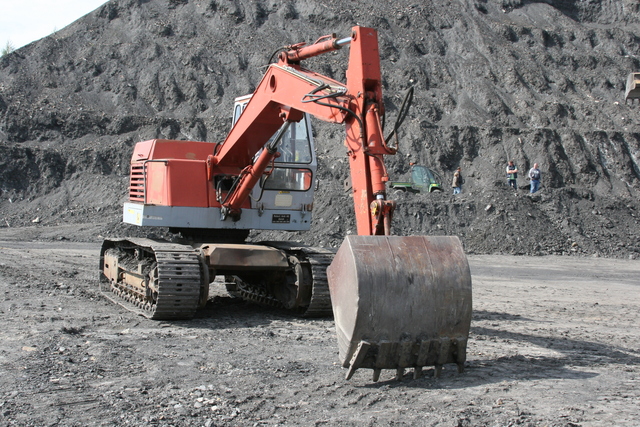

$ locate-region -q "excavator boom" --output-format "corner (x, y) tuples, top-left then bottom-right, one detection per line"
(214, 27), (396, 235)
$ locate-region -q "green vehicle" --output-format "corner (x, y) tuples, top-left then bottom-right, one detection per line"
(389, 165), (443, 193)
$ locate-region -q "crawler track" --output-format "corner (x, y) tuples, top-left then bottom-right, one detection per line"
(298, 246), (334, 317)
(100, 238), (204, 320)
(223, 243), (335, 317)
(101, 238), (334, 319)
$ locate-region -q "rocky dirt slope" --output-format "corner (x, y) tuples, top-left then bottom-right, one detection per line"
(0, 0), (639, 257)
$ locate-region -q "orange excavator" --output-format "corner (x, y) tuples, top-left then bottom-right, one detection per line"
(100, 27), (472, 381)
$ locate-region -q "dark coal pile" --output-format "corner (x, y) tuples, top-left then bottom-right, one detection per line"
(0, 0), (639, 258)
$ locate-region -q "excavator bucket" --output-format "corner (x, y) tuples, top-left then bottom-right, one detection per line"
(327, 235), (472, 381)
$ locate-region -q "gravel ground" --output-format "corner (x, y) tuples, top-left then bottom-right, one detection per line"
(0, 227), (639, 426)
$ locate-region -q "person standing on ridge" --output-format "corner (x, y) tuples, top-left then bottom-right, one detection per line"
(528, 163), (541, 194)
(452, 167), (463, 195)
(506, 160), (518, 191)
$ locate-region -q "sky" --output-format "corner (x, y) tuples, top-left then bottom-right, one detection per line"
(0, 0), (108, 50)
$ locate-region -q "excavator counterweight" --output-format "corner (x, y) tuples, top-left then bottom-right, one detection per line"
(100, 26), (472, 382)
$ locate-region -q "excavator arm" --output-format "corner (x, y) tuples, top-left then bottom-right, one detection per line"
(212, 27), (396, 235)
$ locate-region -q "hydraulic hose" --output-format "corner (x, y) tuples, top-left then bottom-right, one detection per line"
(383, 86), (414, 151)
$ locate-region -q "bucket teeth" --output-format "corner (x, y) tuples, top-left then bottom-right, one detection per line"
(345, 341), (371, 380)
(345, 337), (467, 382)
(413, 366), (423, 380)
(434, 365), (443, 378)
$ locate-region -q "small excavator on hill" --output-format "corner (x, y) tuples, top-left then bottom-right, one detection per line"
(100, 27), (472, 381)
(625, 72), (640, 102)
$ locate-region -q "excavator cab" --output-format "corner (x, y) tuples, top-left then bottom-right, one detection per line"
(233, 96), (318, 217)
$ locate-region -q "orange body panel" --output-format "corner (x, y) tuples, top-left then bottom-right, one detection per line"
(145, 162), (167, 205)
(145, 160), (209, 207)
(133, 139), (218, 161)
(130, 139), (252, 209)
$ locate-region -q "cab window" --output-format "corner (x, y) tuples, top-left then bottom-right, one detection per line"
(274, 120), (312, 164)
(261, 168), (313, 191)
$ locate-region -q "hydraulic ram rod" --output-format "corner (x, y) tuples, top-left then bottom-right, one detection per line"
(284, 35), (352, 63)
